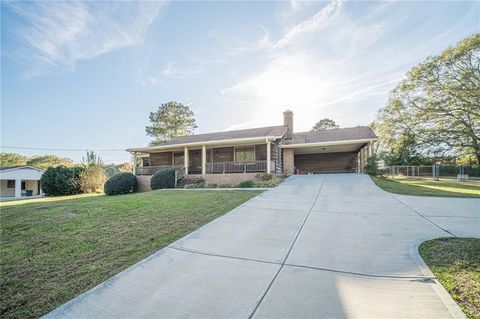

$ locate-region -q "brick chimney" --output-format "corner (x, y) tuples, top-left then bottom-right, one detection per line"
(283, 110), (293, 139)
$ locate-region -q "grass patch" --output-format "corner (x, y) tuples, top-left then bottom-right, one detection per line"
(371, 176), (480, 198)
(0, 190), (261, 319)
(419, 238), (480, 319)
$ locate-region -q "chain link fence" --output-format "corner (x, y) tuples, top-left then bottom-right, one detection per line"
(379, 165), (480, 181)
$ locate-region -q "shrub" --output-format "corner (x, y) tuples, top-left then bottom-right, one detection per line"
(256, 173), (273, 181)
(40, 165), (85, 196)
(364, 155), (379, 175)
(238, 180), (255, 188)
(79, 165), (107, 193)
(151, 168), (176, 189)
(104, 172), (137, 195)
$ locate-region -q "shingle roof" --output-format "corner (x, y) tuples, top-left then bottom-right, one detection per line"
(150, 125), (288, 146)
(0, 166), (43, 172)
(0, 166), (24, 171)
(285, 126), (377, 145)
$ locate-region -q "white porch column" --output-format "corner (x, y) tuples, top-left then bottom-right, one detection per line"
(184, 146), (189, 175)
(14, 179), (21, 198)
(266, 140), (271, 174)
(201, 145), (206, 175)
(132, 152), (137, 175)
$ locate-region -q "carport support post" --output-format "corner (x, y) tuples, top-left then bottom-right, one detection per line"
(184, 146), (189, 175)
(14, 179), (21, 198)
(201, 145), (206, 175)
(266, 140), (271, 174)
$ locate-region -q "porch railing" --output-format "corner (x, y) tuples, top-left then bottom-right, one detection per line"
(136, 160), (274, 175)
(206, 161), (273, 174)
(135, 165), (179, 175)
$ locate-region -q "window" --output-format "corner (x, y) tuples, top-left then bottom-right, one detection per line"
(21, 181), (26, 190)
(173, 152), (184, 166)
(7, 180), (15, 188)
(235, 147), (255, 162)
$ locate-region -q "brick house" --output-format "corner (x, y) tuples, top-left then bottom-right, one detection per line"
(127, 110), (377, 188)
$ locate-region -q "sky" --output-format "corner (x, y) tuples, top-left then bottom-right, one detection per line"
(1, 1), (479, 164)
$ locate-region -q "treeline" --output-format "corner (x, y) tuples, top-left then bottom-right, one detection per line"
(0, 152), (133, 195)
(372, 34), (480, 166)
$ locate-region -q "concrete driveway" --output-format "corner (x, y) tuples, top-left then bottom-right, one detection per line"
(45, 174), (479, 319)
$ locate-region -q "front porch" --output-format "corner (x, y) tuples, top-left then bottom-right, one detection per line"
(134, 142), (278, 176)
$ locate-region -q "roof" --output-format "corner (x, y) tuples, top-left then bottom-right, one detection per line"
(0, 166), (44, 172)
(127, 125), (288, 151)
(285, 126), (377, 145)
(0, 166), (24, 171)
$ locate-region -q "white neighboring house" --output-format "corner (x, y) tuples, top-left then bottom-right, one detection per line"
(0, 166), (44, 199)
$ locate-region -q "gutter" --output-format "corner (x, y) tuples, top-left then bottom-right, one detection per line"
(126, 135), (285, 153)
(281, 138), (378, 149)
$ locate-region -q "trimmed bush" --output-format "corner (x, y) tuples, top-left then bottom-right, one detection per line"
(256, 173), (273, 181)
(238, 180), (255, 188)
(40, 165), (85, 196)
(104, 172), (137, 195)
(150, 168), (176, 189)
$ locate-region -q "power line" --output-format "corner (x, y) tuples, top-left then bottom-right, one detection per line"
(0, 146), (126, 152)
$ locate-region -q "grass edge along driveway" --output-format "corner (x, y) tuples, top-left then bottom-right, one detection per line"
(419, 238), (480, 319)
(0, 190), (262, 319)
(371, 176), (480, 198)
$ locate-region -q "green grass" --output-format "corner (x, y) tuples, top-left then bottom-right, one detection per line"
(0, 190), (262, 319)
(419, 238), (480, 319)
(371, 176), (480, 198)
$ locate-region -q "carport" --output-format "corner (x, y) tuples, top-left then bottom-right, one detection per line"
(282, 134), (377, 174)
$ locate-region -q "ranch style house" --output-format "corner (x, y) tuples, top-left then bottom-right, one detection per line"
(126, 110), (377, 189)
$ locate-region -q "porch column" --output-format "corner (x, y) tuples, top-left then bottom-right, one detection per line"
(266, 140), (271, 174)
(132, 152), (137, 175)
(14, 179), (21, 198)
(358, 149), (363, 173)
(184, 146), (189, 175)
(201, 145), (206, 175)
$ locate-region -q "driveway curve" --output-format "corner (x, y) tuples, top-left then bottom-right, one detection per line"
(45, 174), (479, 319)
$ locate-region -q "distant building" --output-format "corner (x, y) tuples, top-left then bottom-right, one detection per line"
(0, 166), (44, 198)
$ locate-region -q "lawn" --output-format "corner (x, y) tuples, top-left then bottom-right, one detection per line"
(0, 190), (262, 319)
(419, 238), (480, 319)
(371, 176), (480, 198)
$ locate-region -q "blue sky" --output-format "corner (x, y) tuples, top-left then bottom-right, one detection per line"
(1, 1), (479, 163)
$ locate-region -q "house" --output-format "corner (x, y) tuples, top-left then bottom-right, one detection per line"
(126, 110), (377, 189)
(0, 166), (44, 198)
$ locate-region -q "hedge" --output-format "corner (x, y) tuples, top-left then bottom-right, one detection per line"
(150, 169), (176, 189)
(40, 166), (85, 196)
(104, 172), (137, 195)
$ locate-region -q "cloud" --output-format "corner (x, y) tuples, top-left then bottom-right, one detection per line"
(5, 1), (164, 76)
(274, 0), (343, 49)
(162, 62), (202, 78)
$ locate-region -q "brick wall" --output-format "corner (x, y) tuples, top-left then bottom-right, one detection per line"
(136, 175), (152, 192)
(283, 148), (295, 175)
(188, 173), (259, 185)
(135, 173), (260, 192)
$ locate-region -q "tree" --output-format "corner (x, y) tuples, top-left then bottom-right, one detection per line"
(311, 119), (339, 131)
(118, 162), (133, 172)
(82, 151), (103, 166)
(0, 153), (27, 166)
(79, 165), (107, 193)
(374, 34), (480, 163)
(146, 101), (197, 144)
(26, 155), (73, 170)
(383, 133), (430, 166)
